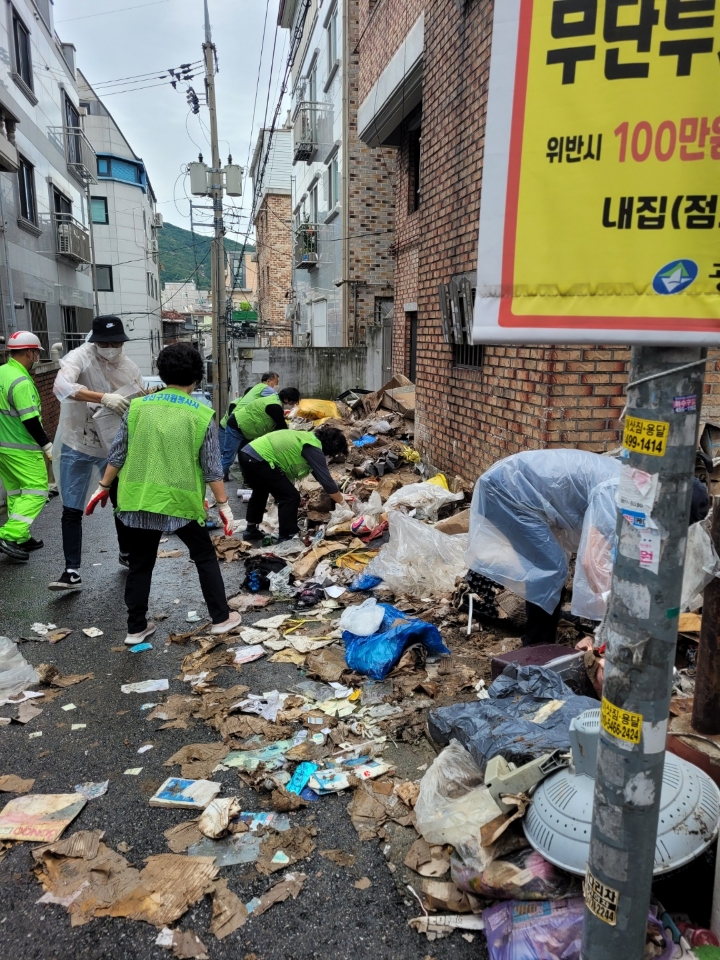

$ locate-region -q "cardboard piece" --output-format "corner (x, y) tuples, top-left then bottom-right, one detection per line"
(434, 509), (471, 535)
(163, 743), (229, 780)
(0, 793), (86, 842)
(164, 818), (204, 853)
(0, 774), (35, 793)
(249, 872), (306, 917)
(169, 930), (208, 959)
(305, 646), (347, 683)
(354, 877), (372, 890)
(210, 879), (248, 938)
(255, 825), (316, 876)
(319, 848), (356, 867)
(381, 385), (416, 419)
(149, 778), (222, 810)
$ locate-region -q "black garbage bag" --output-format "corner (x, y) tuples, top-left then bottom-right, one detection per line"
(242, 555), (288, 593)
(427, 664), (597, 773)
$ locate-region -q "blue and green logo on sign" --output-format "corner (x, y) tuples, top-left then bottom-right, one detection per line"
(652, 260), (698, 295)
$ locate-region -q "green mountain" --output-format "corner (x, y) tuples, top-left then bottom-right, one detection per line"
(158, 221), (255, 289)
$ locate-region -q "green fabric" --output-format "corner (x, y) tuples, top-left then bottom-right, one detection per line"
(220, 397), (239, 430)
(0, 356), (43, 450)
(249, 430), (322, 482)
(235, 392), (282, 441)
(118, 387), (214, 522)
(0, 446), (48, 543)
(220, 383), (268, 429)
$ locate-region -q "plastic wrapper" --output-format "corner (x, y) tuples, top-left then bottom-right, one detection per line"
(414, 741), (498, 846)
(384, 481), (463, 521)
(268, 567), (296, 601)
(681, 519), (720, 611)
(339, 597), (385, 636)
(364, 511), (468, 598)
(428, 665), (598, 772)
(343, 602), (450, 680)
(571, 477), (619, 619)
(326, 502), (354, 536)
(0, 636), (39, 702)
(452, 845), (579, 901)
(465, 450), (621, 616)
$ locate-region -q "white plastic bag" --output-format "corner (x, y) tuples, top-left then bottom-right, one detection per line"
(681, 520), (720, 611)
(339, 597), (385, 636)
(0, 636), (39, 703)
(415, 740), (502, 846)
(326, 501), (354, 535)
(365, 511), (468, 597)
(269, 567), (296, 601)
(385, 481), (463, 521)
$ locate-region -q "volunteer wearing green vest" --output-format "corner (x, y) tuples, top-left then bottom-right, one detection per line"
(220, 371), (283, 479)
(86, 343), (240, 645)
(0, 331), (52, 561)
(239, 426), (348, 542)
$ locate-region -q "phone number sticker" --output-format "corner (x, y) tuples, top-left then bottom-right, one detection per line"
(622, 416), (669, 457)
(601, 697), (642, 745)
(585, 868), (619, 926)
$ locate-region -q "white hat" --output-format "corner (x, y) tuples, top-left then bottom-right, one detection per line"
(6, 330), (44, 351)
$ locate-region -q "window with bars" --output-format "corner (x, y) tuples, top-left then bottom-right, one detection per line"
(28, 300), (48, 354)
(61, 305), (93, 353)
(452, 342), (484, 368)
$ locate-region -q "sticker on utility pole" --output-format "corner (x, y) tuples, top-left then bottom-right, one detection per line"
(601, 698), (643, 746)
(585, 868), (619, 926)
(616, 466), (659, 513)
(622, 417), (669, 457)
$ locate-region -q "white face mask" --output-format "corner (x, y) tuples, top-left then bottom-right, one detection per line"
(96, 345), (123, 361)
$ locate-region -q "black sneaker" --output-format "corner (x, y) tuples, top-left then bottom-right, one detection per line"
(0, 538), (29, 562)
(118, 552), (130, 568)
(21, 536), (44, 551)
(243, 525), (264, 542)
(48, 570), (83, 591)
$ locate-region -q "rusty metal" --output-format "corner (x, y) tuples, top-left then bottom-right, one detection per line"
(692, 499), (720, 735)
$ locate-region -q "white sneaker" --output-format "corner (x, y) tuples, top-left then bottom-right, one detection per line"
(124, 622), (157, 646)
(210, 611), (241, 635)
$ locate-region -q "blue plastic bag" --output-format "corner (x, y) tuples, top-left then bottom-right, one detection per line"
(343, 603), (450, 680)
(349, 571), (383, 592)
(352, 434), (377, 448)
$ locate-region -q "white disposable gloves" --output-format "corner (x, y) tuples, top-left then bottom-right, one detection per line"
(42, 442), (53, 460)
(217, 501), (234, 536)
(101, 392), (130, 415)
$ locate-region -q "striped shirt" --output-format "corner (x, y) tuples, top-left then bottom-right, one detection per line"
(108, 411), (222, 533)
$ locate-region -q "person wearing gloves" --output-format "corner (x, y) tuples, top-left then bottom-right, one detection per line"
(86, 342), (240, 645)
(49, 315), (144, 591)
(221, 371), (280, 480)
(0, 331), (52, 561)
(465, 448), (709, 646)
(239, 426), (348, 543)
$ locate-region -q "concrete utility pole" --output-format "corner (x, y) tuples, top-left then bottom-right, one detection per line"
(203, 0), (227, 419)
(582, 346), (707, 960)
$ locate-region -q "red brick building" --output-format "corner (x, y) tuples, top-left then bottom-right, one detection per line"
(355, 1), (720, 481)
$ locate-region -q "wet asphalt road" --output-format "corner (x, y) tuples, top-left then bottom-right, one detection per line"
(0, 486), (487, 960)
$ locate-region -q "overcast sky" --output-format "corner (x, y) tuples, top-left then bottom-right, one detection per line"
(55, 0), (287, 238)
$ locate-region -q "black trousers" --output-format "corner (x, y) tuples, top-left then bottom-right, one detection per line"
(120, 519), (230, 633)
(239, 451), (300, 538)
(62, 477), (130, 569)
(523, 599), (563, 647)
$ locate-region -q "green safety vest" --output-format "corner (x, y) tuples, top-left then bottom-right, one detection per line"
(220, 383), (269, 429)
(235, 392), (282, 441)
(118, 387), (215, 522)
(249, 430), (322, 483)
(0, 356), (43, 452)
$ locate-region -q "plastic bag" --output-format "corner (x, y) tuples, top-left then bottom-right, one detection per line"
(428, 665), (598, 772)
(343, 602), (450, 680)
(572, 477), (619, 619)
(368, 420), (392, 435)
(0, 636), (39, 702)
(385, 481), (463, 521)
(364, 511), (468, 598)
(269, 566), (296, 601)
(483, 897), (585, 960)
(681, 520), (720, 611)
(296, 399), (340, 421)
(414, 741), (500, 846)
(427, 473), (449, 490)
(452, 844), (578, 901)
(465, 450), (622, 615)
(326, 501), (354, 536)
(339, 597), (385, 636)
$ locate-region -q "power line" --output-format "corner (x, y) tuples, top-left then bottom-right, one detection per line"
(92, 61), (202, 87)
(56, 0), (172, 23)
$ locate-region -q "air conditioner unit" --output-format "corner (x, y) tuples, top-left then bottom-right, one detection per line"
(154, 213), (164, 228)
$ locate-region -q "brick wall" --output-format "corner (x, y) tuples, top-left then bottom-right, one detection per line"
(35, 363), (61, 441)
(255, 193), (293, 347)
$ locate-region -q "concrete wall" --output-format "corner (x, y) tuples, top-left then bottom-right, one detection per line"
(232, 326), (383, 401)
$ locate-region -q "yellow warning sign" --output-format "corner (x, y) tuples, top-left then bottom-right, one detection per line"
(601, 697), (643, 745)
(622, 416), (669, 457)
(585, 868), (619, 926)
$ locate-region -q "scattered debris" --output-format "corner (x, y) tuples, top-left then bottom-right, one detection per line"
(149, 778), (222, 810)
(74, 781), (109, 801)
(121, 679), (169, 694)
(82, 628), (104, 638)
(0, 793), (86, 842)
(354, 877), (372, 890)
(0, 774), (35, 793)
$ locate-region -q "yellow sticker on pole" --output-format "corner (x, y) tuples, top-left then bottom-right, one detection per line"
(585, 868), (619, 926)
(622, 416), (669, 457)
(601, 697), (643, 745)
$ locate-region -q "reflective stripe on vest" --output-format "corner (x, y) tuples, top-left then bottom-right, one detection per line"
(249, 430), (322, 482)
(118, 388), (215, 522)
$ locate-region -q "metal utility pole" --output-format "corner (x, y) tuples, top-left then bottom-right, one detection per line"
(203, 0), (227, 419)
(582, 346), (707, 960)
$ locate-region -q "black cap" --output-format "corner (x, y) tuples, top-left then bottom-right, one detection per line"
(88, 315), (129, 344)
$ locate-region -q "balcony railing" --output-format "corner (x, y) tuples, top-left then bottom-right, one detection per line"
(292, 101), (332, 164)
(50, 126), (97, 184)
(54, 213), (91, 264)
(294, 222), (319, 270)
